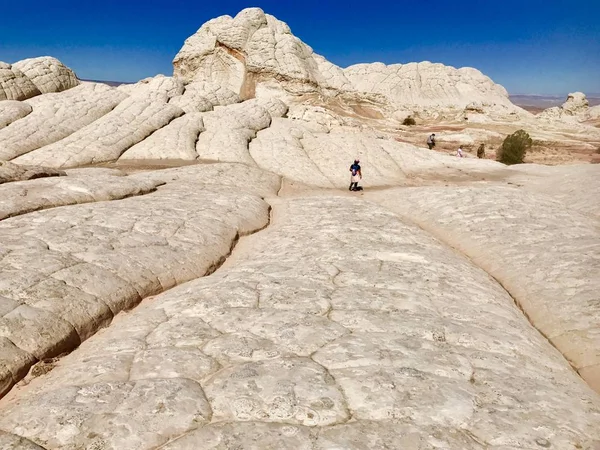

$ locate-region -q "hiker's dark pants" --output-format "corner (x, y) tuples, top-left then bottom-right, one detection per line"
(428, 143), (435, 150)
(349, 182), (359, 191)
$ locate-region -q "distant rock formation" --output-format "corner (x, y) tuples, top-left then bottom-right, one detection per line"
(173, 8), (524, 119)
(539, 92), (596, 122)
(0, 57), (79, 101)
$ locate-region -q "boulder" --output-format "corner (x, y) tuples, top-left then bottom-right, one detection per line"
(12, 56), (79, 94)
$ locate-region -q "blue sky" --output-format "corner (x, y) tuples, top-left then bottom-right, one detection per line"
(1, 0), (598, 95)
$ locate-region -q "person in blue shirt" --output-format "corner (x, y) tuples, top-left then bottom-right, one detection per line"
(349, 159), (362, 191)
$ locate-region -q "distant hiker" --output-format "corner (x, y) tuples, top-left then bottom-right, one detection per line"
(457, 146), (464, 158)
(349, 159), (362, 191)
(427, 133), (436, 150)
(477, 143), (485, 159)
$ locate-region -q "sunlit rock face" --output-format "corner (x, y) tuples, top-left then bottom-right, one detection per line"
(0, 57), (79, 101)
(0, 7), (599, 450)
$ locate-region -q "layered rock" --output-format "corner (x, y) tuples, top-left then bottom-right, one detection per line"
(0, 100), (32, 129)
(0, 83), (127, 161)
(0, 161), (65, 184)
(0, 164), (278, 397)
(120, 113), (205, 160)
(367, 183), (600, 392)
(12, 57), (79, 95)
(0, 57), (79, 101)
(173, 7), (523, 118)
(15, 96), (184, 167)
(1, 195), (598, 449)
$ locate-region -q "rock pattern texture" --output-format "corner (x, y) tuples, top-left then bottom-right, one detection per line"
(0, 161), (65, 185)
(12, 57), (79, 95)
(173, 8), (523, 118)
(367, 184), (600, 392)
(0, 164), (277, 397)
(0, 57), (78, 101)
(0, 83), (127, 161)
(0, 172), (159, 220)
(15, 97), (183, 167)
(1, 8), (600, 449)
(0, 195), (598, 449)
(0, 100), (31, 129)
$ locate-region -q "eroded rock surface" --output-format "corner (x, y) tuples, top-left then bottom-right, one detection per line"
(0, 161), (65, 185)
(0, 164), (277, 397)
(0, 172), (159, 220)
(367, 184), (600, 392)
(0, 83), (127, 161)
(0, 100), (31, 129)
(0, 196), (598, 449)
(0, 57), (78, 101)
(15, 96), (183, 167)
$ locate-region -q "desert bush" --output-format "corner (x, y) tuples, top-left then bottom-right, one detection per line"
(497, 129), (532, 165)
(402, 116), (416, 126)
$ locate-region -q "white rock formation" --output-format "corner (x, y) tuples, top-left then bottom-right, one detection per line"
(0, 173), (158, 220)
(1, 8), (600, 449)
(120, 113), (205, 160)
(0, 57), (78, 101)
(0, 100), (32, 129)
(15, 97), (184, 167)
(1, 195), (598, 448)
(0, 164), (278, 397)
(117, 74), (184, 102)
(169, 81), (240, 113)
(173, 7), (524, 119)
(0, 62), (41, 101)
(12, 57), (79, 95)
(0, 161), (65, 184)
(195, 98), (286, 165)
(0, 83), (127, 160)
(589, 104), (600, 120)
(539, 92), (594, 122)
(367, 183), (600, 392)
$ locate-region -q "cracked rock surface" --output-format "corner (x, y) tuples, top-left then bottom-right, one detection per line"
(0, 164), (277, 397)
(367, 184), (600, 393)
(1, 196), (598, 449)
(0, 83), (127, 161)
(14, 96), (184, 167)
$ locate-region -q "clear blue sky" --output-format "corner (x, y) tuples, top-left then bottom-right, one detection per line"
(1, 0), (598, 95)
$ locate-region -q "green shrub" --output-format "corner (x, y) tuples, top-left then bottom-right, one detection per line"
(402, 116), (416, 126)
(497, 130), (532, 165)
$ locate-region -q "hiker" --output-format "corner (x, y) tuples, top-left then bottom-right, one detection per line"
(477, 143), (485, 159)
(349, 159), (362, 191)
(457, 146), (464, 158)
(427, 133), (436, 149)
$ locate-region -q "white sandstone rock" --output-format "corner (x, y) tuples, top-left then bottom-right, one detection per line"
(0, 62), (41, 101)
(196, 99), (279, 165)
(118, 74), (184, 102)
(0, 100), (32, 129)
(1, 196), (598, 448)
(561, 91), (589, 115)
(0, 160), (65, 184)
(14, 96), (184, 167)
(0, 83), (127, 160)
(120, 113), (205, 160)
(0, 173), (160, 220)
(367, 183), (600, 392)
(0, 164), (277, 395)
(12, 56), (79, 95)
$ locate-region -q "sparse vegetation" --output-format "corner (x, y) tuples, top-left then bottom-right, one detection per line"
(402, 116), (416, 126)
(496, 130), (532, 165)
